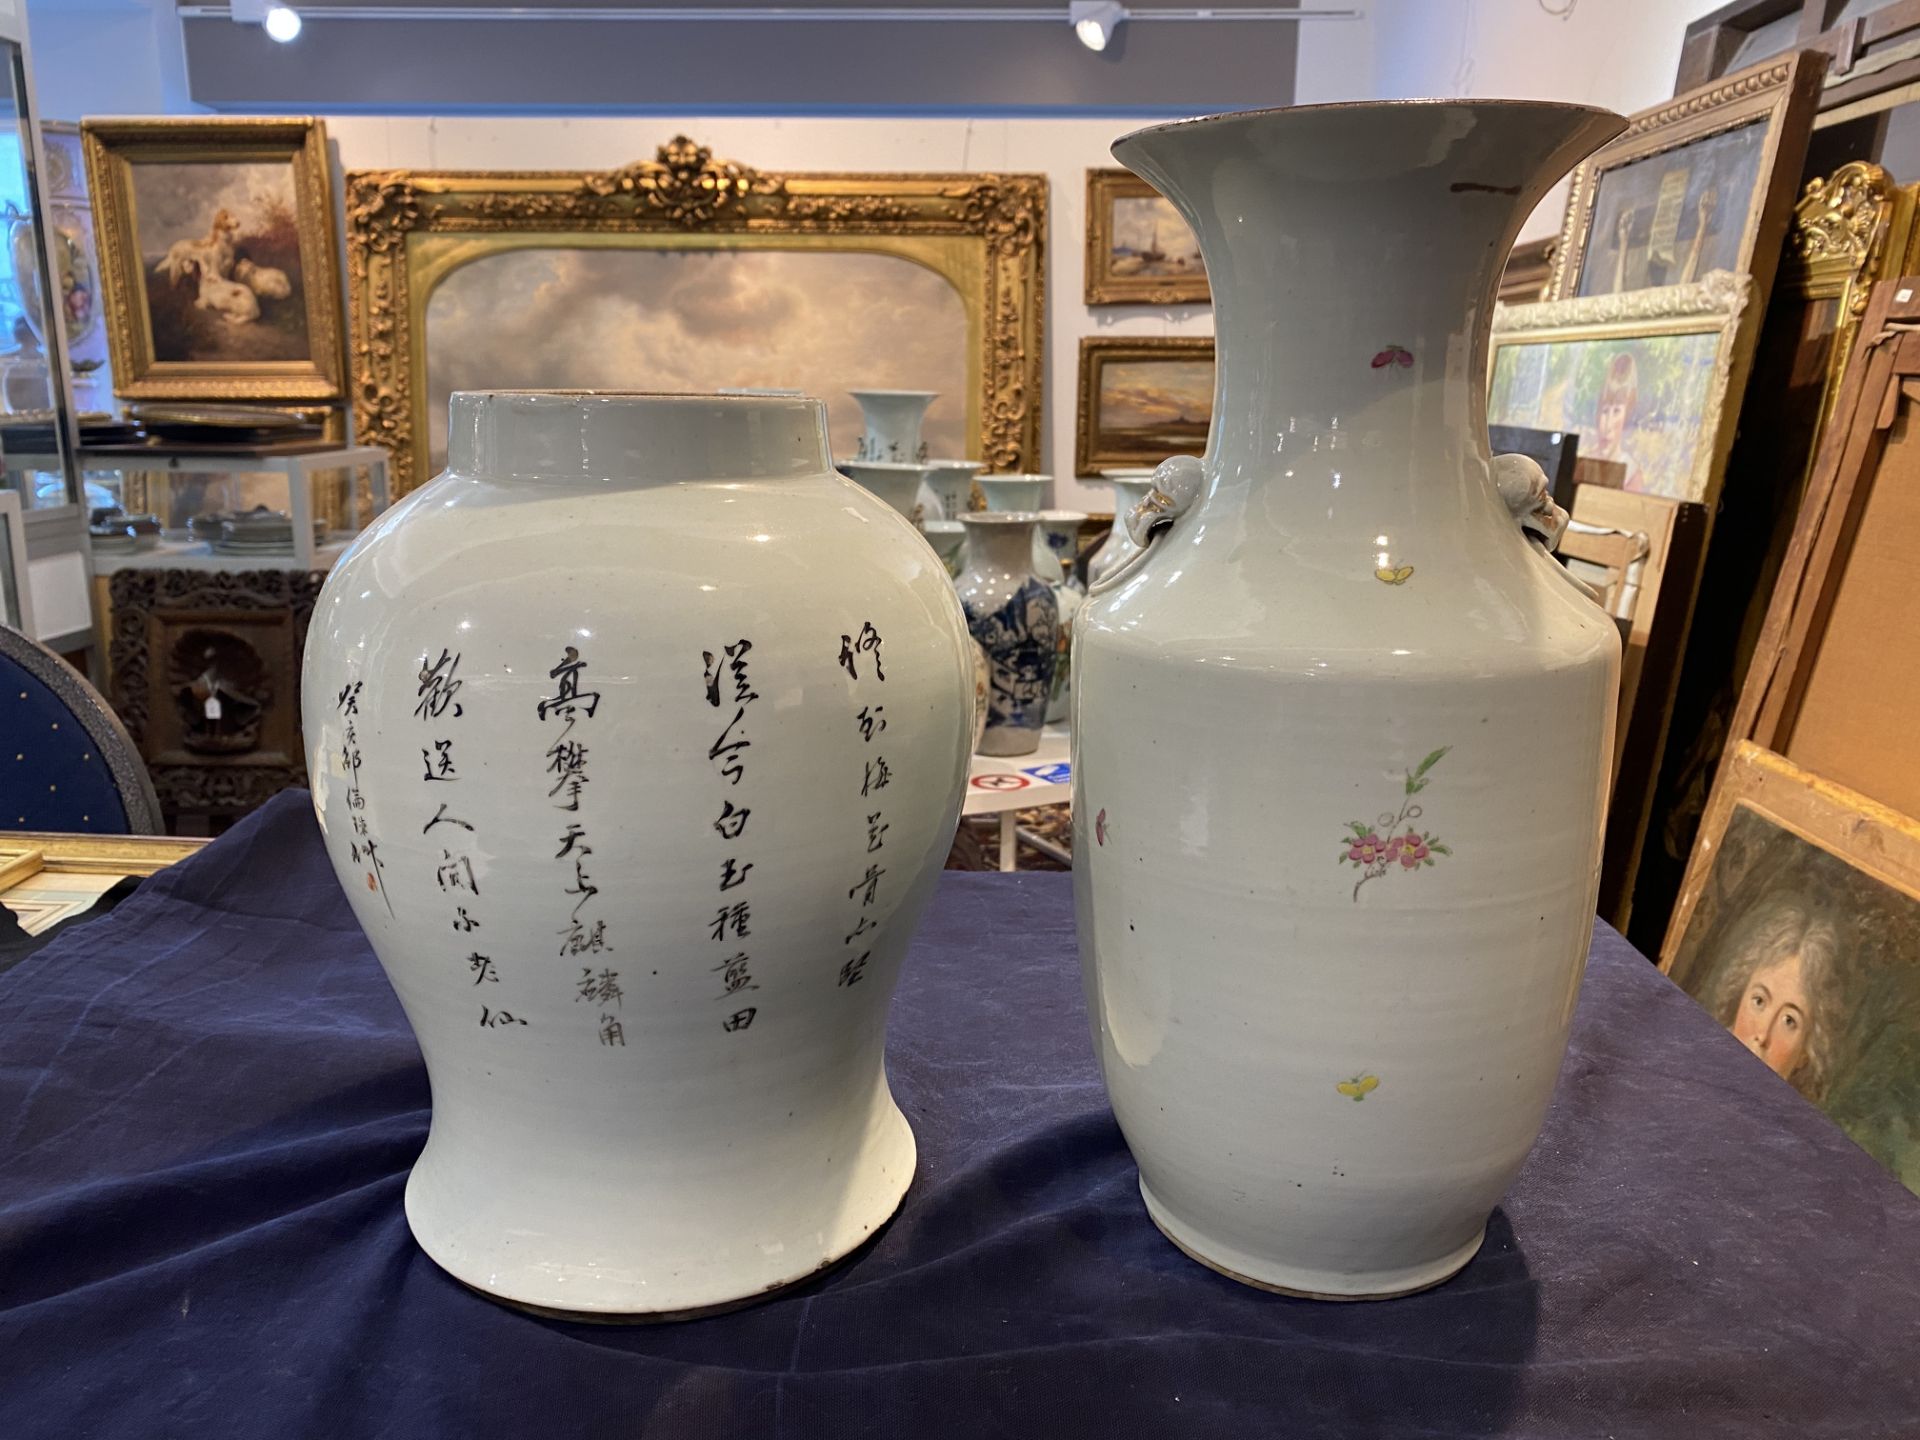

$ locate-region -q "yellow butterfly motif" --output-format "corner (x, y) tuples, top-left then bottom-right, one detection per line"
(1335, 1074), (1380, 1101)
(1374, 565), (1415, 586)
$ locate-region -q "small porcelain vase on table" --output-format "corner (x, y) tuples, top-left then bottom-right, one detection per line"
(300, 391), (974, 1319)
(956, 512), (1058, 757)
(1086, 470), (1157, 585)
(975, 473), (1049, 514)
(1072, 101), (1626, 1300)
(1035, 510), (1087, 723)
(922, 460), (984, 521)
(841, 460), (931, 526)
(851, 389), (935, 462)
(922, 518), (966, 577)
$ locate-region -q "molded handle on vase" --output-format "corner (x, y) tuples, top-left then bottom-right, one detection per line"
(1123, 454), (1205, 547)
(1492, 451), (1603, 605)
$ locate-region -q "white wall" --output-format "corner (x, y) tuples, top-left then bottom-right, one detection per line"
(27, 0), (192, 120)
(1299, 0), (1730, 241)
(327, 115), (1210, 511)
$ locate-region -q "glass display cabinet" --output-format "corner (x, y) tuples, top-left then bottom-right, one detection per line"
(0, 4), (86, 654)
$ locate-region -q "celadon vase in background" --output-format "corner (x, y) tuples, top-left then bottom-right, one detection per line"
(851, 388), (935, 461)
(1086, 470), (1156, 585)
(1035, 510), (1087, 723)
(1072, 101), (1627, 1299)
(841, 460), (930, 525)
(923, 460), (984, 520)
(956, 511), (1057, 757)
(974, 473), (1049, 514)
(300, 391), (974, 1319)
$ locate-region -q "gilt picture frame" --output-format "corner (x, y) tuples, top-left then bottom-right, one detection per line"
(1084, 169), (1207, 306)
(1663, 741), (1920, 1196)
(345, 137), (1046, 495)
(81, 117), (345, 403)
(1074, 336), (1213, 475)
(1550, 51), (1824, 304)
(1488, 271), (1752, 507)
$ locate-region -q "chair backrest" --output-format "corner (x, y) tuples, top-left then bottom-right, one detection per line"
(1, 622), (163, 834)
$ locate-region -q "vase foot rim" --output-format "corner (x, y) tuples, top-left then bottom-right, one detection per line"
(404, 1107), (916, 1319)
(448, 1235), (877, 1326)
(1140, 1181), (1485, 1301)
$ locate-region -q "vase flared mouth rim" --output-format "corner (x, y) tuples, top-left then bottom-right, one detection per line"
(1114, 97), (1624, 156)
(847, 388), (939, 399)
(961, 510), (1042, 525)
(977, 472), (1053, 484)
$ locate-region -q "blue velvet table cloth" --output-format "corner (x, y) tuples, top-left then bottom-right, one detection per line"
(4, 792), (1919, 1439)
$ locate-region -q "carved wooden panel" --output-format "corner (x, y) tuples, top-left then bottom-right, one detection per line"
(108, 568), (326, 818)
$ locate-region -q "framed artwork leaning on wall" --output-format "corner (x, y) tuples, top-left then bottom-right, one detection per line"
(1664, 742), (1920, 1198)
(1489, 271), (1753, 507)
(1550, 51), (1824, 305)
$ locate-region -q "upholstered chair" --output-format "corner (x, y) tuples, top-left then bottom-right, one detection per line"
(1, 623), (162, 834)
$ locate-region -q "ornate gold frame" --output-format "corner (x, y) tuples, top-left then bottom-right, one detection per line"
(346, 137), (1046, 495)
(1489, 272), (1753, 508)
(80, 117), (346, 403)
(1083, 169), (1208, 306)
(1549, 52), (1825, 303)
(1783, 161), (1916, 441)
(1074, 335), (1213, 475)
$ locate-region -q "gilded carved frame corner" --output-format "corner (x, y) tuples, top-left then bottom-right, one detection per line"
(345, 137), (1047, 495)
(1549, 51), (1826, 305)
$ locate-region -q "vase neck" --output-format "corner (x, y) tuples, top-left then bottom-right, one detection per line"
(1113, 102), (1625, 521)
(447, 391), (832, 485)
(961, 516), (1039, 575)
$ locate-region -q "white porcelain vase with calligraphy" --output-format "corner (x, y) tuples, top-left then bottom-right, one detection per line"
(301, 390), (974, 1319)
(1072, 102), (1627, 1299)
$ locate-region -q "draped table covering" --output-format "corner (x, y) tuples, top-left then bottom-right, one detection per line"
(3, 793), (1918, 1439)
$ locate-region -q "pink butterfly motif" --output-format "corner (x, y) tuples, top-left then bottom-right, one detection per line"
(1370, 345), (1414, 370)
(1095, 808), (1108, 847)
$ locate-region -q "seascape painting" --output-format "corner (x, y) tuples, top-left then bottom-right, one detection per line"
(1487, 330), (1721, 501)
(423, 247), (968, 471)
(1575, 119), (1766, 297)
(1108, 194), (1202, 281)
(1095, 357), (1212, 453)
(130, 160), (310, 364)
(1669, 801), (1920, 1197)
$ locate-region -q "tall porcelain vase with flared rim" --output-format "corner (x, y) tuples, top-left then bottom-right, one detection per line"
(956, 511), (1058, 758)
(1072, 100), (1627, 1300)
(974, 473), (1050, 513)
(1087, 472), (1157, 585)
(300, 390), (974, 1319)
(922, 460), (984, 520)
(841, 460), (932, 526)
(851, 389), (936, 462)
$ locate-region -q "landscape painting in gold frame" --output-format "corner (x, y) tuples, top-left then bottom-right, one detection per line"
(1075, 335), (1213, 475)
(346, 137), (1046, 495)
(81, 117), (345, 403)
(1084, 169), (1207, 306)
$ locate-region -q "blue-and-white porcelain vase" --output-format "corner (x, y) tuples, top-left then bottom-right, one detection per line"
(1072, 101), (1626, 1300)
(956, 512), (1058, 757)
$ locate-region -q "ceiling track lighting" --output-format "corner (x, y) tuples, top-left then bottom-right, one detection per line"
(184, 4), (1360, 27)
(230, 0), (303, 41)
(1070, 0), (1125, 51)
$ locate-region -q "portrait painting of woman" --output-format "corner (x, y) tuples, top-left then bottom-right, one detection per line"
(1667, 753), (1920, 1197)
